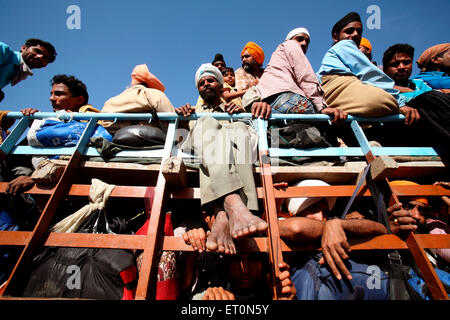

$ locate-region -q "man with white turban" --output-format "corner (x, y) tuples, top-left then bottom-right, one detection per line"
(285, 27), (311, 54)
(175, 63), (271, 255)
(247, 27), (347, 123)
(276, 179), (391, 300)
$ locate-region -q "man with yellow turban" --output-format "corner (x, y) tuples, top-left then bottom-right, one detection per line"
(100, 64), (175, 135)
(414, 43), (450, 93)
(234, 42), (265, 91)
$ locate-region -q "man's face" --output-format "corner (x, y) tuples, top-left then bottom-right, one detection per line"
(212, 61), (226, 72)
(241, 50), (259, 73)
(432, 48), (450, 71)
(384, 52), (413, 84)
(334, 21), (363, 47)
(359, 45), (371, 59)
(404, 200), (428, 225)
(197, 76), (221, 104)
(50, 83), (84, 112)
(228, 254), (264, 290)
(292, 33), (310, 54)
(223, 70), (235, 86)
(301, 199), (329, 221)
(21, 44), (52, 69)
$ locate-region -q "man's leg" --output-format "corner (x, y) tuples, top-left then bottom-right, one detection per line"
(184, 116), (267, 243)
(205, 202), (236, 254)
(321, 75), (399, 117)
(266, 92), (315, 115)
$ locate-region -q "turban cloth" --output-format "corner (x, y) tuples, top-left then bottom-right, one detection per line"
(212, 53), (225, 65)
(285, 180), (337, 216)
(389, 180), (429, 206)
(332, 11), (362, 36)
(194, 63), (223, 87)
(360, 37), (372, 52)
(131, 64), (165, 92)
(285, 27), (310, 41)
(241, 42), (265, 66)
(416, 43), (450, 71)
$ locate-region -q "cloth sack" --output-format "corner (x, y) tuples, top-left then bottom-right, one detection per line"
(27, 118), (112, 147)
(50, 178), (115, 233)
(31, 159), (65, 185)
(22, 179), (137, 299)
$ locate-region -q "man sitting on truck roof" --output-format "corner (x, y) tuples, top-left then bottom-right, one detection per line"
(175, 63), (271, 255)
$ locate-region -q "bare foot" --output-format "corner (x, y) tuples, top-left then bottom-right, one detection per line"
(224, 193), (268, 239)
(206, 210), (236, 254)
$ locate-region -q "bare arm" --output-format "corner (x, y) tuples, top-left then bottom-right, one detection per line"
(340, 214), (388, 236)
(278, 217), (324, 242)
(222, 87), (247, 102)
(394, 85), (414, 93)
(320, 215), (387, 280)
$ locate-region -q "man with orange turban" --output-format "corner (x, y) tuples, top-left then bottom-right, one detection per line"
(100, 64), (175, 135)
(414, 43), (450, 93)
(358, 37), (376, 65)
(387, 180), (450, 265)
(234, 42), (265, 91)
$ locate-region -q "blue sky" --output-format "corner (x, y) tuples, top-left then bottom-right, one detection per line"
(1, 0), (449, 113)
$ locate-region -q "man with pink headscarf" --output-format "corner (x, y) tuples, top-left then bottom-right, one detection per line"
(100, 64), (175, 134)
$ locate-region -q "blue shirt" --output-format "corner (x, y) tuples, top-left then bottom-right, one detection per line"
(317, 40), (406, 107)
(0, 42), (21, 89)
(413, 71), (450, 90)
(399, 79), (433, 103)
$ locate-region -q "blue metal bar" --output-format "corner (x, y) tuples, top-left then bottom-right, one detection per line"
(4, 111), (406, 123)
(162, 119), (179, 160)
(351, 120), (373, 158)
(0, 117), (30, 155)
(12, 145), (167, 158)
(74, 118), (98, 154)
(255, 118), (269, 152)
(269, 147), (438, 157)
(4, 112), (438, 159)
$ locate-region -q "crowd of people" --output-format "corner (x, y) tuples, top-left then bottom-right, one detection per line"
(1, 11), (449, 300)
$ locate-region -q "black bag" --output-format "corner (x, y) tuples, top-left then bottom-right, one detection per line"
(22, 210), (137, 299)
(112, 124), (166, 147)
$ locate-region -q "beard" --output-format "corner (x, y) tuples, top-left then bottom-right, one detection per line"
(201, 88), (218, 105)
(242, 62), (255, 73)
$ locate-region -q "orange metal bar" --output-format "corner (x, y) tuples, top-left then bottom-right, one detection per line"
(3, 183), (448, 199)
(1, 231), (448, 252)
(259, 151), (284, 300)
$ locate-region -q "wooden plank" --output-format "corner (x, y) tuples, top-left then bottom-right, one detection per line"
(1, 231), (448, 251)
(161, 156), (187, 188)
(0, 231), (146, 249)
(259, 150), (284, 300)
(406, 233), (449, 300)
(2, 183), (449, 199)
(1, 119), (97, 297)
(134, 120), (178, 300)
